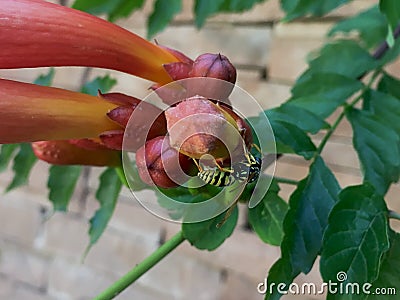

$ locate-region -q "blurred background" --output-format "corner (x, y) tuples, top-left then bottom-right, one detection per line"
(0, 0), (398, 299)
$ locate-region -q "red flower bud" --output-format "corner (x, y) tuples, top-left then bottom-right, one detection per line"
(189, 53), (236, 84)
(102, 92), (168, 151)
(99, 130), (124, 150)
(187, 53), (237, 100)
(164, 96), (241, 160)
(69, 138), (110, 150)
(136, 136), (194, 188)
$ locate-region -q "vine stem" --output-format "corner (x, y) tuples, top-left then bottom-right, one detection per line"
(388, 210), (400, 220)
(93, 231), (185, 300)
(273, 176), (299, 185)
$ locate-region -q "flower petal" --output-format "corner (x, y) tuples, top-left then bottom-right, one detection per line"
(0, 0), (179, 83)
(0, 79), (119, 143)
(32, 140), (120, 166)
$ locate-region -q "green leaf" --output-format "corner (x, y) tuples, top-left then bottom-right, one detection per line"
(33, 68), (55, 86)
(281, 0), (351, 21)
(182, 206), (238, 250)
(147, 0), (182, 38)
(380, 0), (400, 34)
(72, 0), (145, 22)
(270, 120), (316, 159)
(264, 259), (295, 300)
(347, 107), (400, 195)
(6, 144), (37, 192)
(194, 0), (264, 28)
(248, 180), (288, 246)
(87, 168), (122, 249)
(298, 40), (377, 82)
(378, 73), (400, 99)
(320, 184), (390, 299)
(194, 0), (225, 28)
(265, 156), (340, 298)
(367, 90), (400, 135)
(80, 75), (117, 96)
(47, 165), (82, 212)
(265, 103), (330, 134)
(0, 144), (19, 172)
(289, 73), (364, 118)
(328, 5), (388, 48)
(367, 231), (400, 299)
(157, 179), (228, 221)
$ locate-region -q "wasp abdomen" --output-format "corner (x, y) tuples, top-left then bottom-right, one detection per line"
(198, 169), (235, 187)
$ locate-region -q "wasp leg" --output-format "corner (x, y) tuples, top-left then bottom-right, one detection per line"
(252, 143), (262, 154)
(215, 160), (233, 173)
(192, 158), (203, 172)
(216, 199), (239, 228)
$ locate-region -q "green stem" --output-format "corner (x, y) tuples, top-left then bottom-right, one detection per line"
(388, 210), (400, 220)
(273, 176), (299, 185)
(93, 231), (186, 300)
(115, 165), (129, 188)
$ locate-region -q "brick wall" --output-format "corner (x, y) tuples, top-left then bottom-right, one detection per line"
(1, 0), (398, 299)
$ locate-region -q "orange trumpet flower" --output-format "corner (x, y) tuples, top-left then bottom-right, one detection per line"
(0, 0), (179, 84)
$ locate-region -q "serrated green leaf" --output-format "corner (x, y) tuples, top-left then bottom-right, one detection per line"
(270, 120), (316, 159)
(248, 180), (288, 246)
(147, 0), (182, 38)
(380, 0), (400, 34)
(264, 259), (296, 300)
(378, 73), (400, 99)
(265, 156), (340, 298)
(298, 40), (377, 82)
(281, 0), (351, 21)
(328, 5), (388, 49)
(108, 0), (145, 22)
(265, 103), (329, 134)
(182, 206), (238, 250)
(194, 0), (264, 28)
(320, 184), (389, 300)
(289, 73), (364, 118)
(81, 75), (117, 96)
(220, 0), (264, 12)
(33, 68), (55, 86)
(347, 107), (400, 195)
(87, 168), (122, 248)
(72, 0), (145, 22)
(6, 144), (37, 192)
(194, 0), (225, 28)
(47, 165), (82, 212)
(366, 231), (400, 299)
(367, 90), (400, 135)
(0, 144), (19, 172)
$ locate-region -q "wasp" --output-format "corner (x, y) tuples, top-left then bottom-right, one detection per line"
(192, 144), (262, 227)
(193, 144), (262, 187)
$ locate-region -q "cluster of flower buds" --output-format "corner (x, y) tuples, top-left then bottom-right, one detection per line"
(132, 52), (253, 188)
(31, 51), (252, 189)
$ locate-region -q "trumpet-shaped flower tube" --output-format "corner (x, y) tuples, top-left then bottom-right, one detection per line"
(0, 79), (119, 144)
(32, 140), (121, 166)
(0, 0), (179, 84)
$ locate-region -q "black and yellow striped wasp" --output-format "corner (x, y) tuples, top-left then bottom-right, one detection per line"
(193, 143), (262, 187)
(192, 144), (262, 227)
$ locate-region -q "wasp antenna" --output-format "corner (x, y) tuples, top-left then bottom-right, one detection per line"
(192, 158), (203, 172)
(216, 200), (239, 228)
(215, 161), (233, 173)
